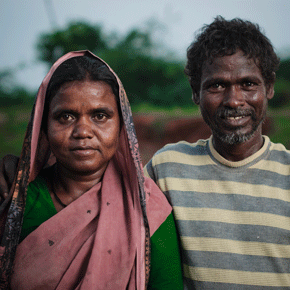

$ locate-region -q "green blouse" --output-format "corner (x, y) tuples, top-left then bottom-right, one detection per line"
(20, 176), (183, 289)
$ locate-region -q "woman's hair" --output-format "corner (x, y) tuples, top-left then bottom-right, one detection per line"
(184, 16), (280, 95)
(43, 53), (120, 130)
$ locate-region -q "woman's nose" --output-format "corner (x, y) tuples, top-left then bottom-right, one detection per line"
(72, 118), (94, 139)
(223, 86), (245, 108)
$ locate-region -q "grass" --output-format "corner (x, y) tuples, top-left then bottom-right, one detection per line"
(132, 103), (200, 117)
(0, 105), (32, 159)
(267, 110), (290, 149)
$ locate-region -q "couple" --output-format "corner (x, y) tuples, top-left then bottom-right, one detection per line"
(1, 16), (289, 289)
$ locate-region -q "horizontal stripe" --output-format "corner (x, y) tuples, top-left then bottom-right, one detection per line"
(183, 264), (290, 286)
(177, 220), (290, 245)
(159, 178), (290, 203)
(181, 236), (290, 258)
(152, 150), (214, 167)
(180, 249), (290, 273)
(183, 277), (288, 290)
(173, 207), (290, 231)
(251, 160), (290, 176)
(168, 191), (290, 218)
(155, 163), (290, 189)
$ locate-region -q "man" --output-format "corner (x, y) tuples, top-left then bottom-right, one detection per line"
(144, 16), (290, 289)
(0, 16), (288, 289)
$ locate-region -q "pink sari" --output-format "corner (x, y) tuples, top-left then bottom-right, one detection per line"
(0, 51), (171, 289)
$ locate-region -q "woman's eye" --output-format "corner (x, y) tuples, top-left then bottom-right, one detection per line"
(60, 114), (73, 122)
(94, 113), (107, 121)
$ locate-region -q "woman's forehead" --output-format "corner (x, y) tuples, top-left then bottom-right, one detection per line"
(51, 81), (117, 105)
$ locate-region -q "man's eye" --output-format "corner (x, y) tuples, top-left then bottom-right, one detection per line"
(243, 82), (254, 86)
(242, 81), (257, 89)
(209, 83), (224, 90)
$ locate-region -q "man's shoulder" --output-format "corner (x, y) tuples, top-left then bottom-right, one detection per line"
(151, 139), (209, 163)
(269, 140), (290, 162)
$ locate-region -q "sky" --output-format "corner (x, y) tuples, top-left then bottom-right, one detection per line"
(1, 0), (290, 91)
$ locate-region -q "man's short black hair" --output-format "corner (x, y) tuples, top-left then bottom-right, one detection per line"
(184, 16), (280, 95)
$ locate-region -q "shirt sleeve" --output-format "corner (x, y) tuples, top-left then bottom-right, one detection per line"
(148, 212), (183, 289)
(144, 158), (155, 181)
(20, 175), (57, 243)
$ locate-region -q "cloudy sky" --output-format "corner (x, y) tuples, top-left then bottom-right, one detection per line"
(1, 0), (290, 90)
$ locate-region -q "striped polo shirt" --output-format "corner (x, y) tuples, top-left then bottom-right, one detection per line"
(144, 136), (290, 289)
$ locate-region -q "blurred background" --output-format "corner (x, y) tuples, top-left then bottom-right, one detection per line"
(1, 0), (290, 163)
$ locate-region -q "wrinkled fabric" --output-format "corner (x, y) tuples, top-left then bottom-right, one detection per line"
(0, 51), (171, 289)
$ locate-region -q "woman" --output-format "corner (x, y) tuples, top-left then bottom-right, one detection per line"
(0, 51), (182, 289)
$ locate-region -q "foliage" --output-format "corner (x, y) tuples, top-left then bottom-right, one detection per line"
(269, 59), (290, 108)
(0, 105), (32, 159)
(267, 112), (290, 149)
(0, 69), (34, 108)
(36, 21), (193, 107)
(270, 78), (290, 108)
(276, 59), (290, 80)
(37, 21), (108, 67)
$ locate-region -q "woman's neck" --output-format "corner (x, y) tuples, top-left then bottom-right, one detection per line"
(47, 163), (104, 210)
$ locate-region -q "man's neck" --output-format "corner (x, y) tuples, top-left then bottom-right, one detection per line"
(212, 133), (264, 162)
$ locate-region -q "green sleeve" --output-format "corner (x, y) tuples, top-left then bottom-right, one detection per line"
(20, 175), (57, 242)
(148, 212), (183, 289)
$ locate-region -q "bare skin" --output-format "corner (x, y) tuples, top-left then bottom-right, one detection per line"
(195, 50), (274, 161)
(46, 80), (120, 210)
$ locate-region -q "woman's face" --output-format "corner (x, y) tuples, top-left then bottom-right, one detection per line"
(46, 80), (120, 176)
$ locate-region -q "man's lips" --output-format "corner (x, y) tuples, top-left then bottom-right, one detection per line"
(226, 116), (244, 120)
(219, 114), (252, 127)
(216, 108), (254, 126)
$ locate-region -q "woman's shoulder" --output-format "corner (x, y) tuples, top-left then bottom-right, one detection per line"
(24, 169), (55, 217)
(144, 176), (172, 236)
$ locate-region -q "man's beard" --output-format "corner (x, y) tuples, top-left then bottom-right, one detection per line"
(206, 108), (265, 145)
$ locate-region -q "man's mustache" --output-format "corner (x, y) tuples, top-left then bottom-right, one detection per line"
(216, 108), (256, 121)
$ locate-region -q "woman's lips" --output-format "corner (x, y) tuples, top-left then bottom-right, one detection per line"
(70, 147), (97, 157)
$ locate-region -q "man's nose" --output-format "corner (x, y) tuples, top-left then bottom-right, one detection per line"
(223, 86), (245, 108)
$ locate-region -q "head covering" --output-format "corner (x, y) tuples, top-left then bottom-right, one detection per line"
(0, 51), (171, 289)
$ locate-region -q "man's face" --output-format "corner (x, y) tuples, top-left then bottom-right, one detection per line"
(197, 50), (274, 146)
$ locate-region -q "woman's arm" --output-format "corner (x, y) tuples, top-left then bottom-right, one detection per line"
(148, 212), (183, 290)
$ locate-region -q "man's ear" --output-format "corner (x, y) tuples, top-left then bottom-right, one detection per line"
(192, 93), (200, 105)
(267, 84), (274, 100)
(266, 73), (276, 100)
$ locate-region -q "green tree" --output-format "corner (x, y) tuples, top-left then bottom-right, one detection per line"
(36, 20), (193, 107)
(269, 59), (290, 108)
(37, 21), (108, 67)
